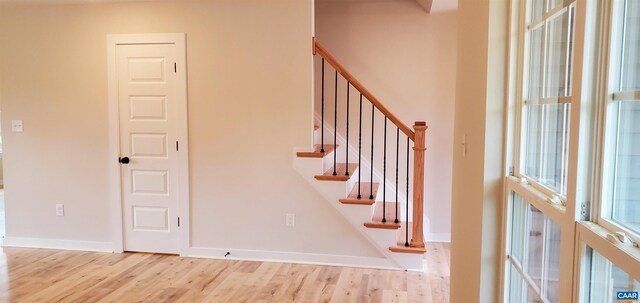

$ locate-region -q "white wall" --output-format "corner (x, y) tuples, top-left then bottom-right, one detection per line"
(0, 1), (384, 262)
(450, 0), (509, 302)
(315, 0), (456, 242)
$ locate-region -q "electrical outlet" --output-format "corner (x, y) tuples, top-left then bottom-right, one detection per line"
(286, 213), (295, 227)
(56, 204), (64, 216)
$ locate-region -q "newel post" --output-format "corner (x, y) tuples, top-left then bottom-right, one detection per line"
(411, 121), (427, 249)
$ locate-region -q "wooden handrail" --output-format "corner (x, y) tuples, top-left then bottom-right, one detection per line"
(314, 41), (416, 141)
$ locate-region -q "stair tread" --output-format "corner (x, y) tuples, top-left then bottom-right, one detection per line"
(389, 245), (427, 254)
(364, 221), (401, 229)
(339, 182), (379, 204)
(314, 163), (358, 181)
(297, 144), (336, 158)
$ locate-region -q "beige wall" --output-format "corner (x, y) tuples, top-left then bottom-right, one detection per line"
(450, 0), (508, 302)
(315, 0), (456, 241)
(0, 1), (382, 259)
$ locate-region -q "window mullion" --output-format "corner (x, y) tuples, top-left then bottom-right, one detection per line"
(593, 0), (615, 223)
(530, 4), (571, 30)
(564, 5), (575, 96)
(539, 105), (547, 181)
(610, 104), (622, 219)
(558, 0), (588, 301)
(541, 217), (550, 299)
(611, 91), (640, 101)
(617, 0), (628, 92)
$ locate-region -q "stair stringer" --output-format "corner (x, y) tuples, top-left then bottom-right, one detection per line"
(293, 152), (423, 271)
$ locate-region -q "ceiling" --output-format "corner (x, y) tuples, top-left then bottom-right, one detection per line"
(314, 0), (457, 12)
(0, 0), (458, 12)
(0, 0), (158, 3)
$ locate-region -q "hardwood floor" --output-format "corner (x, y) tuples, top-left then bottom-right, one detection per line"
(0, 243), (450, 302)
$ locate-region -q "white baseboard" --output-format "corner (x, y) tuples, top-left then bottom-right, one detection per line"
(0, 237), (425, 271)
(2, 236), (114, 252)
(187, 246), (402, 270)
(426, 233), (451, 243)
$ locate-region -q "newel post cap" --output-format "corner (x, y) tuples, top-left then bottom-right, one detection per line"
(413, 121), (428, 130)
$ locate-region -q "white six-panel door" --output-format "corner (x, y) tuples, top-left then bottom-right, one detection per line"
(116, 43), (179, 254)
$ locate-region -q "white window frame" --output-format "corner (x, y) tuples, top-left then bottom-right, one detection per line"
(573, 222), (640, 302)
(502, 0), (596, 302)
(571, 0), (640, 300)
(515, 0), (577, 204)
(592, 0), (640, 246)
(504, 0), (640, 302)
(504, 187), (564, 303)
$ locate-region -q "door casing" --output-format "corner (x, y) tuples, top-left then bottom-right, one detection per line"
(107, 33), (190, 254)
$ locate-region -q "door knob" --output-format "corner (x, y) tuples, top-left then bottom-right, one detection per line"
(119, 157), (130, 164)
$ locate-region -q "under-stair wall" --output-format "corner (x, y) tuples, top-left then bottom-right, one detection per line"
(311, 58), (418, 225)
(316, 0), (457, 242)
(310, 119), (419, 248)
(294, 39), (429, 270)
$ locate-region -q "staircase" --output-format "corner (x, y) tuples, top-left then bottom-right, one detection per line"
(293, 39), (428, 271)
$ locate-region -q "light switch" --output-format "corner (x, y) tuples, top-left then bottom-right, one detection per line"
(461, 134), (467, 157)
(11, 120), (23, 132)
(286, 213), (295, 227)
(56, 204), (64, 216)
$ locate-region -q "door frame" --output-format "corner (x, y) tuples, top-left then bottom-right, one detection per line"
(107, 33), (190, 254)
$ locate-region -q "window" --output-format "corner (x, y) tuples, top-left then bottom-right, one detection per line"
(506, 193), (561, 302)
(504, 0), (640, 302)
(582, 245), (640, 303)
(601, 0), (640, 239)
(521, 0), (576, 196)
(505, 0), (576, 301)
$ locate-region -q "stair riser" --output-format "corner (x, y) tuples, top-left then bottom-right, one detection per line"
(294, 154), (423, 271)
(316, 150), (410, 219)
(372, 202), (401, 222)
(314, 116), (413, 223)
(396, 222), (415, 246)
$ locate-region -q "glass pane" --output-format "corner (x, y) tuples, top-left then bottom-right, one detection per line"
(528, 27), (544, 100)
(530, 0), (544, 24)
(586, 247), (639, 303)
(507, 193), (562, 302)
(527, 204), (545, 289)
(508, 263), (546, 303)
(621, 0), (640, 91)
(547, 0), (564, 12)
(544, 6), (574, 99)
(523, 103), (571, 194)
(511, 193), (527, 263)
(526, 289), (541, 303)
(522, 4), (574, 195)
(543, 219), (561, 302)
(610, 101), (640, 234)
(510, 263), (526, 302)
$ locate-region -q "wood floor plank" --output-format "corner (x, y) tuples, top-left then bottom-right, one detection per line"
(202, 272), (251, 302)
(0, 243), (451, 302)
(332, 267), (364, 303)
(293, 267), (324, 303)
(407, 271), (433, 303)
(381, 289), (408, 303)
